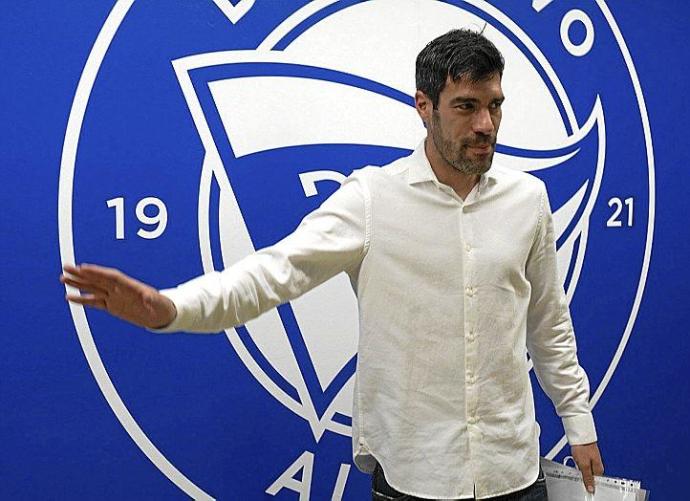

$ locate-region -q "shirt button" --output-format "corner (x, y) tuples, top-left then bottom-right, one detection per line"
(468, 415), (478, 424)
(465, 243), (472, 252)
(465, 286), (474, 297)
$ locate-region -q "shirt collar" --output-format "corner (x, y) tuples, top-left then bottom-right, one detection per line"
(407, 139), (498, 190)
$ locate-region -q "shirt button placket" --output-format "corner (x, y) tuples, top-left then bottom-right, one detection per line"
(462, 206), (480, 451)
(464, 186), (483, 494)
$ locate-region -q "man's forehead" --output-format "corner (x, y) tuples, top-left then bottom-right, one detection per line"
(441, 72), (504, 99)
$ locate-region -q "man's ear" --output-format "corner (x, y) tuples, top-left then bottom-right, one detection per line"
(415, 90), (431, 127)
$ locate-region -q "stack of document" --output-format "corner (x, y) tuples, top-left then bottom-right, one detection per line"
(540, 457), (649, 500)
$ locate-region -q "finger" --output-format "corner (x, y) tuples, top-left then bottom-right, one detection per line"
(82, 265), (149, 295)
(580, 459), (595, 494)
(593, 456), (605, 476)
(62, 264), (101, 281)
(79, 263), (118, 275)
(65, 293), (107, 310)
(60, 275), (109, 296)
(65, 291), (105, 302)
(77, 264), (124, 289)
(62, 264), (80, 275)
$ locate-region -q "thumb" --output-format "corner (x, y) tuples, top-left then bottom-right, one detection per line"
(580, 460), (595, 494)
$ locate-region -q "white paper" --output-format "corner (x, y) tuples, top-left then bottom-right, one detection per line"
(540, 458), (649, 501)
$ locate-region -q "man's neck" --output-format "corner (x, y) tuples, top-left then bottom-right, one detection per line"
(424, 138), (480, 200)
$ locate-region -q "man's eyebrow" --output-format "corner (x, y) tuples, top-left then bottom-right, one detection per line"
(448, 96), (480, 104)
(448, 95), (505, 104)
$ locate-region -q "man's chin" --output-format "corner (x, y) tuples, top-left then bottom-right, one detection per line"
(452, 160), (492, 176)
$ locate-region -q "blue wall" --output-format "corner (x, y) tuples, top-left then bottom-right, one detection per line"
(2, 1), (688, 499)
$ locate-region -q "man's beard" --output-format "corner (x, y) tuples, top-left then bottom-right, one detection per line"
(430, 115), (495, 176)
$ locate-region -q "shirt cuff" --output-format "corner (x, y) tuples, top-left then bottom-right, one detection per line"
(562, 413), (598, 445)
(145, 288), (193, 333)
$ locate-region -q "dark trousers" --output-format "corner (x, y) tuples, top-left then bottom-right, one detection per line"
(371, 463), (548, 501)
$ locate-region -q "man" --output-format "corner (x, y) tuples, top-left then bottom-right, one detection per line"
(61, 29), (604, 500)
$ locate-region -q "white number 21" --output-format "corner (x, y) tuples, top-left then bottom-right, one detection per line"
(606, 197), (634, 228)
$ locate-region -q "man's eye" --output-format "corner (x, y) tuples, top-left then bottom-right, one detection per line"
(455, 103), (473, 110)
(491, 101), (503, 109)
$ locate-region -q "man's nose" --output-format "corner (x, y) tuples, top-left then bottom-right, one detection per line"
(472, 108), (494, 135)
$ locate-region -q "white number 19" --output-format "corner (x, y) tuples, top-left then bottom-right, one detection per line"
(106, 196), (168, 240)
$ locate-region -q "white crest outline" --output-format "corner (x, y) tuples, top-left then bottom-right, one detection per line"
(57, 0), (655, 497)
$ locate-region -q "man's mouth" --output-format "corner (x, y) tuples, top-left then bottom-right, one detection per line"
(468, 144), (492, 153)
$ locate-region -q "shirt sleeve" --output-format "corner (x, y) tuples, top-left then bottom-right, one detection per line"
(525, 184), (598, 446)
(149, 172), (370, 334)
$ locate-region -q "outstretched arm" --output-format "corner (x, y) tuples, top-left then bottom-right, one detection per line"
(61, 172), (369, 333)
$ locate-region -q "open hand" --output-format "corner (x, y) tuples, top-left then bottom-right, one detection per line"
(571, 441), (605, 494)
(60, 263), (176, 329)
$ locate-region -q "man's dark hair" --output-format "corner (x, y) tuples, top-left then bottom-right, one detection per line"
(416, 28), (504, 108)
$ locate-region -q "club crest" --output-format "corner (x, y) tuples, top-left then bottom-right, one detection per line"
(59, 1), (653, 498)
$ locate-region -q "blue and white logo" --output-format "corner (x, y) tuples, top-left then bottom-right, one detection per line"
(59, 1), (653, 499)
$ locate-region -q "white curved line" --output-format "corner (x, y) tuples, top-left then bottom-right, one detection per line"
(588, 0), (656, 418)
(258, 0), (341, 50)
(57, 1), (213, 498)
(198, 154), (215, 273)
(497, 149), (578, 172)
(564, 96), (606, 302)
(547, 2), (656, 459)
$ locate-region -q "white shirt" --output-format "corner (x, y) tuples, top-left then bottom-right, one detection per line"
(153, 141), (597, 499)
